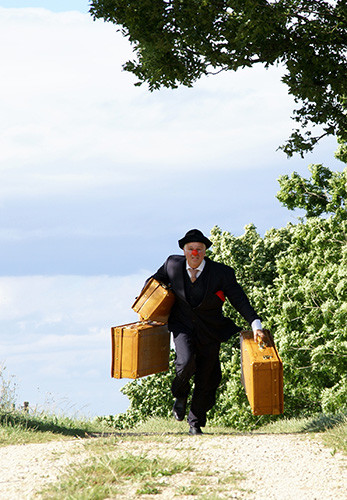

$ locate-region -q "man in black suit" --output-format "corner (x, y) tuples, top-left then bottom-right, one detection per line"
(149, 229), (266, 435)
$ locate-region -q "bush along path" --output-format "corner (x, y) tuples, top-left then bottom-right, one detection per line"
(0, 429), (345, 499)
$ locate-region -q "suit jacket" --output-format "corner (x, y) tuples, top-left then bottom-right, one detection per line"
(151, 255), (260, 343)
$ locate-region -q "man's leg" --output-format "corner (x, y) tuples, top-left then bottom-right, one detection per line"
(171, 332), (196, 399)
(187, 341), (222, 428)
(171, 332), (196, 421)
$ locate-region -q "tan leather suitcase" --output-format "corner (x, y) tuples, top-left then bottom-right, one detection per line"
(240, 330), (284, 415)
(111, 321), (170, 379)
(132, 278), (175, 323)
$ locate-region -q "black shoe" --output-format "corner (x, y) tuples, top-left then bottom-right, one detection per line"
(172, 397), (187, 421)
(189, 425), (203, 435)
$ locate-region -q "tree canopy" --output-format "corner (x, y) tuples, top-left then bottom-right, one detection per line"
(277, 164), (347, 217)
(90, 0), (347, 156)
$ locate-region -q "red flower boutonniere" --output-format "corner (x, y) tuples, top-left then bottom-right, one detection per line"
(215, 290), (225, 302)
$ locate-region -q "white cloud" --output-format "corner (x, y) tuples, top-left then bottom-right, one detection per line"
(0, 274), (145, 324)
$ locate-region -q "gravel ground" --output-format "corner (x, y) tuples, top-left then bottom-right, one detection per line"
(0, 432), (345, 499)
(0, 439), (88, 499)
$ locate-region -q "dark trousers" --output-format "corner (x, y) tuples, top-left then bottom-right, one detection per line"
(171, 332), (222, 427)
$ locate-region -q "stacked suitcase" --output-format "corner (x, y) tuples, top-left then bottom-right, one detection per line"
(131, 278), (175, 324)
(111, 279), (175, 379)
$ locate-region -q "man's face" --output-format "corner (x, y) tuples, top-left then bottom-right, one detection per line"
(183, 242), (206, 269)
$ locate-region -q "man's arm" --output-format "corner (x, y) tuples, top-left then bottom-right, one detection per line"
(144, 259), (170, 288)
(223, 266), (267, 342)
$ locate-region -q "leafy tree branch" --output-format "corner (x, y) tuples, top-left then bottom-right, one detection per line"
(90, 0), (347, 156)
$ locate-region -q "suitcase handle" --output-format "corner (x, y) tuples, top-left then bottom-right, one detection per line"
(258, 340), (268, 350)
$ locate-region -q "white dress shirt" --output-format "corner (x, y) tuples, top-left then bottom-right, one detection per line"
(186, 259), (206, 280)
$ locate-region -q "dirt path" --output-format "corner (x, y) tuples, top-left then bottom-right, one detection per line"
(0, 432), (345, 499)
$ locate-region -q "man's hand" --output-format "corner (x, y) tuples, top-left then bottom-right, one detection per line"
(253, 329), (269, 343)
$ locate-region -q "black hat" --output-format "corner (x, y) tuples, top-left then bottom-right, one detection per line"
(178, 229), (212, 249)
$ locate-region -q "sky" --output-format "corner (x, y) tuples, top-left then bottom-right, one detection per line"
(0, 1), (343, 418)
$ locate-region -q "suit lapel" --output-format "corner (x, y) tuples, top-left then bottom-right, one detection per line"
(199, 258), (212, 306)
(174, 259), (187, 301)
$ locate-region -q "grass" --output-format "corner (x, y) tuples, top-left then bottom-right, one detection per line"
(130, 413), (347, 453)
(39, 452), (193, 499)
(253, 412), (347, 454)
(254, 412), (346, 435)
(320, 420), (347, 455)
(38, 439), (248, 500)
(1, 409), (346, 450)
(0, 409), (115, 447)
(0, 408), (347, 453)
